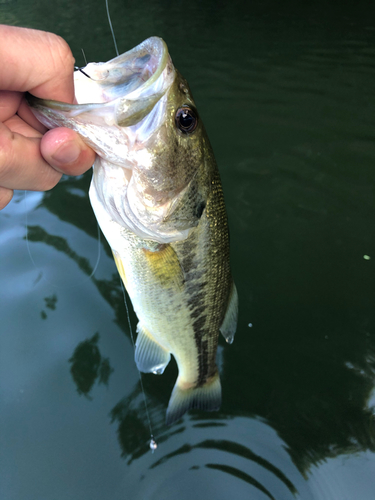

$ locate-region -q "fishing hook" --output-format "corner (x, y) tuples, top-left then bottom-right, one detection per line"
(74, 66), (92, 79)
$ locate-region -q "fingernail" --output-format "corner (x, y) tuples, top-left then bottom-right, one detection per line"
(51, 141), (81, 164)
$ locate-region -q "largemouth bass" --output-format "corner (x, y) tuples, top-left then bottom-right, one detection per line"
(27, 37), (238, 425)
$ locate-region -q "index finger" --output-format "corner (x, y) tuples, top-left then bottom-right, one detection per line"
(0, 25), (75, 103)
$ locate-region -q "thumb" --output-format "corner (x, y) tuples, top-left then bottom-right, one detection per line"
(41, 128), (96, 176)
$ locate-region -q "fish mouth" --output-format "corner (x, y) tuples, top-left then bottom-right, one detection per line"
(75, 36), (169, 101)
(73, 36), (173, 127)
(26, 36), (175, 167)
(26, 36), (174, 132)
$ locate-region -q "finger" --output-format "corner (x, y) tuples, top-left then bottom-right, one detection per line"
(0, 25), (75, 103)
(0, 186), (13, 210)
(18, 97), (48, 133)
(0, 122), (62, 190)
(4, 114), (43, 138)
(0, 91), (47, 133)
(0, 91), (23, 121)
(40, 128), (96, 176)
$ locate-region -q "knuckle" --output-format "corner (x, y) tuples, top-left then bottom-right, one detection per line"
(47, 33), (75, 74)
(0, 130), (16, 183)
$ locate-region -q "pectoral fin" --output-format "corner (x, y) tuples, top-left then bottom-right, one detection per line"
(220, 282), (238, 344)
(135, 323), (171, 375)
(142, 243), (185, 290)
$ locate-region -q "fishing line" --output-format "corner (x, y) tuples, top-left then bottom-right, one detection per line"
(81, 48), (88, 66)
(120, 280), (157, 453)
(24, 190), (102, 289)
(74, 49), (91, 78)
(105, 0), (119, 57)
(106, 0), (157, 452)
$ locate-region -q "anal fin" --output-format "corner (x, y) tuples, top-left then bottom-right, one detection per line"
(220, 282), (238, 344)
(135, 323), (171, 375)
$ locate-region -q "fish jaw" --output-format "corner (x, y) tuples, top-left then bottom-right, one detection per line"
(26, 36), (176, 163)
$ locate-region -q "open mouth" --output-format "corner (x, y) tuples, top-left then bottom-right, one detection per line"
(74, 37), (170, 103)
(73, 36), (174, 127)
(27, 37), (175, 130)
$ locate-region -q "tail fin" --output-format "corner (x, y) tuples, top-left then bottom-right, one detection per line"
(166, 372), (221, 426)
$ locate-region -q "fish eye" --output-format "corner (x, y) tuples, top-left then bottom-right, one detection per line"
(175, 107), (198, 134)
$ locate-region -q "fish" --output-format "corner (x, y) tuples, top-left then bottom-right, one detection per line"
(26, 36), (238, 425)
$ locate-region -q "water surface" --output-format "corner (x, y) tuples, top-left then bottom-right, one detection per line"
(0, 1), (374, 499)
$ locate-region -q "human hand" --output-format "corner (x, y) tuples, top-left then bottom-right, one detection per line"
(0, 25), (96, 210)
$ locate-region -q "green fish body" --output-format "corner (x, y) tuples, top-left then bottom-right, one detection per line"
(27, 37), (238, 425)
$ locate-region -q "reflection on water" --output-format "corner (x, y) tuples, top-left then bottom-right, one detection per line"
(123, 416), (310, 500)
(150, 436), (297, 498)
(69, 332), (113, 396)
(1, 0), (375, 498)
(110, 386), (168, 461)
(27, 225), (95, 276)
(40, 293), (57, 319)
(41, 198), (373, 497)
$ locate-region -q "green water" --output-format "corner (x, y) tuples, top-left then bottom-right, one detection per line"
(1, 1), (374, 499)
